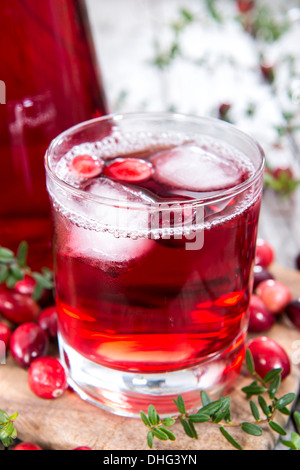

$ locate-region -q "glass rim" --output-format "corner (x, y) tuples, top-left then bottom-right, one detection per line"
(45, 111), (266, 209)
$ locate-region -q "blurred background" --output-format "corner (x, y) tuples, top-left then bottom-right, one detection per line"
(86, 0), (300, 268)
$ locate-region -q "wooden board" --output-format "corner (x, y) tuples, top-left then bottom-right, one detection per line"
(0, 264), (300, 451)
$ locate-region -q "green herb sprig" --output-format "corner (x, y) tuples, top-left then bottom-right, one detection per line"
(140, 349), (299, 450)
(0, 241), (54, 301)
(0, 409), (18, 448)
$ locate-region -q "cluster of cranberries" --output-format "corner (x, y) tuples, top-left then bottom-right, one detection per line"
(247, 237), (300, 380)
(0, 276), (94, 450)
(0, 278), (68, 399)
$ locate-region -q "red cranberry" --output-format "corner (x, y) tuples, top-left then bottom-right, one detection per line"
(285, 299), (300, 330)
(248, 295), (275, 333)
(14, 275), (36, 296)
(247, 336), (291, 380)
(103, 158), (153, 183)
(37, 306), (58, 340)
(70, 154), (103, 178)
(236, 0), (255, 14)
(10, 323), (48, 368)
(218, 102), (231, 119)
(0, 321), (12, 349)
(260, 63), (275, 83)
(28, 356), (68, 399)
(255, 238), (274, 268)
(13, 442), (42, 450)
(253, 265), (274, 290)
(0, 288), (40, 325)
(255, 279), (291, 315)
(272, 166), (294, 181)
(73, 446), (93, 450)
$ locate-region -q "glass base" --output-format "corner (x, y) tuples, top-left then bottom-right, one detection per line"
(59, 333), (245, 418)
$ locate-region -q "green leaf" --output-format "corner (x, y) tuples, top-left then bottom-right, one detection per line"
(32, 272), (53, 289)
(188, 413), (211, 423)
(219, 427), (242, 450)
(180, 8), (194, 22)
(10, 263), (24, 281)
(174, 395), (186, 414)
(241, 382), (266, 397)
(198, 399), (224, 416)
(250, 400), (260, 422)
(258, 395), (271, 417)
(268, 420), (287, 436)
(162, 417), (175, 427)
(263, 368), (282, 384)
(8, 412), (18, 422)
(245, 349), (255, 374)
(212, 397), (231, 423)
(290, 432), (300, 450)
(159, 426), (176, 441)
(148, 405), (160, 426)
(0, 265), (9, 283)
(241, 422), (263, 436)
(151, 427), (169, 441)
(33, 283), (45, 302)
(147, 431), (154, 449)
(200, 390), (211, 406)
(0, 409), (8, 425)
(17, 241), (28, 267)
(180, 417), (197, 439)
(1, 436), (14, 448)
(294, 411), (300, 431)
(0, 247), (14, 259)
(274, 393), (296, 410)
(268, 374), (281, 399)
(140, 410), (151, 428)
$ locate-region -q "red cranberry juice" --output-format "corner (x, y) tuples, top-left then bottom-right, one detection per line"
(51, 138), (261, 374)
(0, 0), (107, 268)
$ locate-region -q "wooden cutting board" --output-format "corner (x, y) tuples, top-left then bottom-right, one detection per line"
(1, 264), (300, 451)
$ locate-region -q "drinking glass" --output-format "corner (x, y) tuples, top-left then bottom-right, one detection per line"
(0, 0), (108, 269)
(45, 113), (265, 416)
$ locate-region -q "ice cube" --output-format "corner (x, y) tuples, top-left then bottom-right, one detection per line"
(67, 226), (155, 272)
(151, 144), (243, 192)
(83, 177), (154, 234)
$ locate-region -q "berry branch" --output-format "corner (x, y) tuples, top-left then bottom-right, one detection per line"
(0, 409), (18, 448)
(140, 349), (299, 450)
(0, 242), (54, 301)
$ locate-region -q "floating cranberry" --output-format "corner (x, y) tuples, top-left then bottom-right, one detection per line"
(103, 158), (153, 183)
(70, 154), (103, 178)
(248, 295), (275, 333)
(255, 279), (291, 315)
(28, 356), (68, 399)
(0, 288), (40, 325)
(285, 299), (300, 330)
(0, 321), (12, 349)
(255, 238), (274, 268)
(247, 336), (291, 380)
(10, 323), (48, 368)
(253, 265), (274, 290)
(37, 306), (58, 340)
(13, 442), (42, 450)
